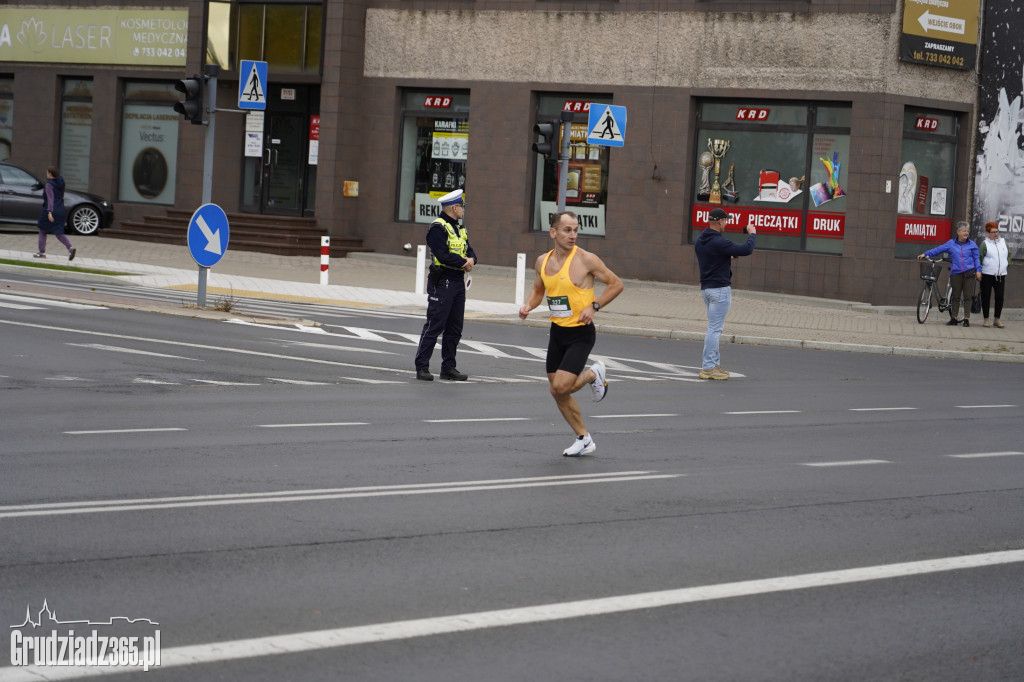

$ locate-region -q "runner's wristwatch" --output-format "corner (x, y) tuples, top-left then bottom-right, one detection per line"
(592, 301), (601, 311)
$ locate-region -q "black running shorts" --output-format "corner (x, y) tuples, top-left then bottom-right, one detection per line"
(545, 322), (596, 375)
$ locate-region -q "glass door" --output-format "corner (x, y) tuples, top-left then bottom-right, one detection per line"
(261, 113), (305, 215)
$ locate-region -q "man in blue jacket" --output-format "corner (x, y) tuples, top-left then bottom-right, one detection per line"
(694, 207), (756, 380)
(918, 221), (981, 326)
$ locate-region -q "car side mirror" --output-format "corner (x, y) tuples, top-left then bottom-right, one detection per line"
(32, 181), (43, 191)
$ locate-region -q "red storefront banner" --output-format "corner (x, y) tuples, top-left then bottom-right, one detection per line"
(691, 204), (803, 235)
(806, 212), (845, 239)
(896, 216), (950, 244)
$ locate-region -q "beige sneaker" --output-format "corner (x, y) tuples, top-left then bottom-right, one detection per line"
(983, 318), (991, 327)
(698, 366), (730, 380)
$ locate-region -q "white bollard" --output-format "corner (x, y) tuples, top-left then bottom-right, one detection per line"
(415, 245), (427, 295)
(320, 236), (330, 286)
(515, 253), (526, 307)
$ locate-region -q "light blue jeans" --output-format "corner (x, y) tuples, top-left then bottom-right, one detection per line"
(701, 286), (731, 370)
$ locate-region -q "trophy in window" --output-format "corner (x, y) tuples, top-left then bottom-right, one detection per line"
(721, 164), (739, 203)
(697, 151), (713, 201)
(708, 138), (731, 204)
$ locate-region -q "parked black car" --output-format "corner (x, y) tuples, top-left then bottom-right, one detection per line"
(0, 161), (114, 236)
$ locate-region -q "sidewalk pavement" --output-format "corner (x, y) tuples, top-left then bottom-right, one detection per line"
(1, 230), (1022, 362)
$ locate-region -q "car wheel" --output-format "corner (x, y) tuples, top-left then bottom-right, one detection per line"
(69, 205), (101, 236)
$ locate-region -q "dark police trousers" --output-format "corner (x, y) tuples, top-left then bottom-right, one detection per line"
(415, 275), (466, 373)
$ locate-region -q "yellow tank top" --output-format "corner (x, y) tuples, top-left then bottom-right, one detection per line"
(541, 246), (595, 327)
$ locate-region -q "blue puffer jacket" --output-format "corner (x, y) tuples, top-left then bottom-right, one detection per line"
(924, 238), (981, 275)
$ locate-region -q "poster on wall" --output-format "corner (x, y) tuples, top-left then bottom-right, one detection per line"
(0, 100), (12, 161)
(973, 0), (1024, 258)
(899, 0), (980, 71)
(59, 101), (92, 190)
(118, 103), (178, 204)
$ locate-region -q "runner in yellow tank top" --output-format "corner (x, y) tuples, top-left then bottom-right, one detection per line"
(519, 211), (624, 457)
(540, 246), (595, 327)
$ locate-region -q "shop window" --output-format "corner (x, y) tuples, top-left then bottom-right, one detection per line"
(531, 95), (612, 235)
(0, 77), (13, 161)
(206, 1), (323, 75)
(396, 90), (470, 223)
(691, 100), (851, 254)
(894, 109), (959, 259)
(118, 82), (180, 205)
(59, 79), (94, 191)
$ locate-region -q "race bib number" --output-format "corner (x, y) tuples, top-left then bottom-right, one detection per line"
(547, 295), (572, 318)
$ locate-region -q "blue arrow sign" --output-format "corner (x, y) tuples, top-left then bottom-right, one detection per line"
(238, 60), (268, 111)
(187, 204), (230, 268)
(587, 105), (627, 148)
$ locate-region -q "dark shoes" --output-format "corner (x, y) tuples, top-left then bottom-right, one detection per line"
(416, 368), (433, 381)
(962, 319), (970, 327)
(439, 369), (468, 381)
(946, 319), (960, 326)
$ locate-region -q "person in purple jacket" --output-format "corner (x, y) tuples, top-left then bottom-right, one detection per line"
(34, 166), (76, 261)
(694, 207), (756, 380)
(918, 221), (980, 327)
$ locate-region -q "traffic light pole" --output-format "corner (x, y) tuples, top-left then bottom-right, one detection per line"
(555, 110), (574, 213)
(197, 65), (220, 307)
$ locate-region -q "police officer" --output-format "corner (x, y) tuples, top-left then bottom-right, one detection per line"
(414, 189), (476, 381)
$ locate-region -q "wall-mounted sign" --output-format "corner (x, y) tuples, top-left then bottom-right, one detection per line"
(900, 0), (980, 71)
(0, 9), (187, 66)
(736, 108), (770, 121)
(563, 101), (593, 113)
(423, 96), (452, 108)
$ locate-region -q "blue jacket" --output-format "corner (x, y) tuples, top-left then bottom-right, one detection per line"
(924, 238), (981, 275)
(695, 227), (756, 290)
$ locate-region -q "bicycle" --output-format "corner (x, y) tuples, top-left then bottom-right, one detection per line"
(916, 257), (954, 324)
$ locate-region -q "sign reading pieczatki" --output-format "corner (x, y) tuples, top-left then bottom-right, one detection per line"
(899, 0), (980, 71)
(0, 9), (188, 66)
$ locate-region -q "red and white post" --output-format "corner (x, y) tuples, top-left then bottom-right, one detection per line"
(320, 236), (330, 286)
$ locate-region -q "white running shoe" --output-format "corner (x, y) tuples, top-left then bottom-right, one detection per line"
(589, 360), (607, 402)
(563, 434), (596, 457)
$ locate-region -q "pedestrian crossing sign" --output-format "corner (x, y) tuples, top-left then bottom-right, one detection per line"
(587, 105), (626, 147)
(238, 60), (268, 110)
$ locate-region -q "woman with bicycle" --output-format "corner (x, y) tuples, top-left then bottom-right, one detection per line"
(918, 222), (981, 327)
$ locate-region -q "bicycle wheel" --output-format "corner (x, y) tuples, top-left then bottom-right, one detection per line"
(917, 282), (933, 323)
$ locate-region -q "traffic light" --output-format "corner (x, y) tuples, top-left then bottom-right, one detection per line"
(532, 121), (559, 161)
(173, 75), (205, 124)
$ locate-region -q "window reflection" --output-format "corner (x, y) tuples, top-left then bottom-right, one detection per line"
(205, 1), (322, 74)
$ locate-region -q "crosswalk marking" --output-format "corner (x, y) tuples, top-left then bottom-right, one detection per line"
(0, 293), (105, 309)
(800, 459), (890, 467)
(947, 451), (1024, 459)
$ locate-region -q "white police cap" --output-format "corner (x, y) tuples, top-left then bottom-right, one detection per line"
(438, 189), (464, 206)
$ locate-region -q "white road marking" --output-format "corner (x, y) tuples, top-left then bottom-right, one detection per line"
(800, 459), (890, 467)
(591, 413), (677, 419)
(849, 407), (917, 412)
(63, 427), (187, 436)
(258, 422), (368, 428)
(340, 376), (406, 384)
(0, 293), (105, 309)
(132, 378), (180, 385)
(725, 410), (801, 415)
(271, 339), (397, 355)
(947, 451), (1024, 459)
(0, 301), (40, 310)
(955, 404), (1016, 409)
(7, 550), (1021, 680)
(423, 417), (531, 423)
(67, 343), (198, 360)
(192, 379), (261, 386)
(266, 378), (333, 386)
(0, 472), (678, 518)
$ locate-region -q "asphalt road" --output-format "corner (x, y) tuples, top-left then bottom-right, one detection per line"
(1, 289), (1023, 681)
